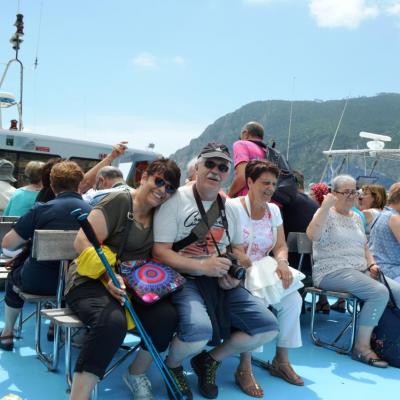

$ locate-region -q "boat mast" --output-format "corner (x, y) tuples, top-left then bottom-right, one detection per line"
(0, 14), (25, 130)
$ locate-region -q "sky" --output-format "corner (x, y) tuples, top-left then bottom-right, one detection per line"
(1, 0), (400, 156)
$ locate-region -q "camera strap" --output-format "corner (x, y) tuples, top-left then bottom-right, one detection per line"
(192, 184), (233, 255)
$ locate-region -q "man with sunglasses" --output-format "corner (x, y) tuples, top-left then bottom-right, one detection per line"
(153, 143), (278, 399)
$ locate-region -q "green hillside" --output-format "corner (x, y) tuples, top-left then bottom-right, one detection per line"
(171, 93), (400, 184)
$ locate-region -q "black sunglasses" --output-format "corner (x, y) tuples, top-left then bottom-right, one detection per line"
(154, 176), (176, 194)
(204, 159), (229, 173)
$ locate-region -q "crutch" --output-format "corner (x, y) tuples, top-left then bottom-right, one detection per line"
(71, 209), (185, 400)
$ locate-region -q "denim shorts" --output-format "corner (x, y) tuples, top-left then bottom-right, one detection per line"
(171, 278), (278, 342)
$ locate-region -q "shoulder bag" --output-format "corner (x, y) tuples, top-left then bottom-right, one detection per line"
(243, 195), (305, 305)
(117, 191), (186, 305)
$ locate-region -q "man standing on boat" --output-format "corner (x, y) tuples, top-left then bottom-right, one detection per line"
(228, 122), (266, 198)
(228, 121), (297, 206)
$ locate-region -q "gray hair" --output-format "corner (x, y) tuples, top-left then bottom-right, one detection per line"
(96, 166), (123, 180)
(24, 161), (45, 184)
(332, 174), (356, 192)
(185, 157), (197, 182)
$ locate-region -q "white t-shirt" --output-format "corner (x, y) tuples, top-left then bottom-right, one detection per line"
(230, 197), (283, 261)
(154, 185), (243, 258)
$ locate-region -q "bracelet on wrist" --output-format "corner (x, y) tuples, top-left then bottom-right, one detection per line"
(277, 259), (289, 265)
(368, 263), (376, 269)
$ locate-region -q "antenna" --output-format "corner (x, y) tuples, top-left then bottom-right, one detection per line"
(359, 131), (392, 142)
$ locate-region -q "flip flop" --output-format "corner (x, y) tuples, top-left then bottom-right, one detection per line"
(351, 350), (388, 368)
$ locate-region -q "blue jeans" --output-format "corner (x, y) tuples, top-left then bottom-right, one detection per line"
(171, 279), (278, 342)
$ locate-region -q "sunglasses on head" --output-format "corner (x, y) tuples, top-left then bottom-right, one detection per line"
(154, 176), (176, 194)
(204, 159), (229, 173)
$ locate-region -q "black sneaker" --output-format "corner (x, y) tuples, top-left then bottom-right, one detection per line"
(190, 351), (221, 399)
(166, 365), (193, 400)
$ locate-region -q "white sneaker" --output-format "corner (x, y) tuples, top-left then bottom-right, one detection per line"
(123, 370), (153, 400)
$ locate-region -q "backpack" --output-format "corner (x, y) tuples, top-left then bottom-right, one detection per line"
(370, 272), (400, 367)
(248, 140), (297, 206)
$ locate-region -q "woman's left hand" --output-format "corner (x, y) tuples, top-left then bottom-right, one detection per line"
(276, 262), (293, 289)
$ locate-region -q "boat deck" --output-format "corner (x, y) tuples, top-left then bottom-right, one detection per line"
(0, 296), (399, 400)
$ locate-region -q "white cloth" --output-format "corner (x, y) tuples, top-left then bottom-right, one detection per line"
(230, 197), (302, 348)
(154, 185), (242, 257)
(312, 208), (367, 287)
(0, 180), (16, 213)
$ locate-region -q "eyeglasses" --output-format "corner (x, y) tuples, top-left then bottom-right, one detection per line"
(334, 190), (359, 198)
(154, 176), (176, 194)
(204, 159), (229, 173)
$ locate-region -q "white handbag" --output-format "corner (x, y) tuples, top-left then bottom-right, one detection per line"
(242, 195), (305, 305)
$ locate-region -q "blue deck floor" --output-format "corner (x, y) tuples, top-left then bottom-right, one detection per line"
(0, 296), (399, 400)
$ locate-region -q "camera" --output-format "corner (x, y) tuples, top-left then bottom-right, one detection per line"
(222, 252), (246, 280)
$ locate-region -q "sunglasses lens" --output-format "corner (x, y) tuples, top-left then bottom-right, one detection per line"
(205, 160), (215, 169)
(165, 185), (176, 194)
(154, 176), (176, 194)
(204, 160), (228, 172)
(154, 177), (164, 187)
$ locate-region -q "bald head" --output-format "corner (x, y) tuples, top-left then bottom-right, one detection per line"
(241, 121), (264, 140)
(95, 166), (124, 190)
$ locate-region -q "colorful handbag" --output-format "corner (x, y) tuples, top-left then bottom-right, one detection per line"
(119, 259), (186, 305)
(116, 191), (185, 305)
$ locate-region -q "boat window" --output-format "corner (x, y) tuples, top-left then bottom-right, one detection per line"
(69, 157), (99, 173)
(0, 149), (58, 187)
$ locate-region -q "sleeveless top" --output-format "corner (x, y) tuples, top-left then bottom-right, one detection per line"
(369, 206), (400, 280)
(312, 208), (367, 286)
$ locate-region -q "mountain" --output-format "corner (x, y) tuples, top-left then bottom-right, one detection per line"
(171, 93), (400, 185)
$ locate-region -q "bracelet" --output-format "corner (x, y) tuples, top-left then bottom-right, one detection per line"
(368, 263), (376, 269)
(277, 259), (289, 265)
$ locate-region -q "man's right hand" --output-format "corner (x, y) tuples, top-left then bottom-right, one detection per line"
(200, 255), (231, 277)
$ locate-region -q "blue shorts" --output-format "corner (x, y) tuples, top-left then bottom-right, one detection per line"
(171, 279), (278, 342)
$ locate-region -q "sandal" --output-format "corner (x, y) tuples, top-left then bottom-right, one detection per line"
(330, 299), (346, 313)
(267, 359), (304, 386)
(0, 330), (14, 352)
(315, 300), (330, 315)
(234, 368), (264, 398)
(351, 349), (388, 368)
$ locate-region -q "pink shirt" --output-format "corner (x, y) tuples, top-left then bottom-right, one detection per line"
(232, 140), (266, 196)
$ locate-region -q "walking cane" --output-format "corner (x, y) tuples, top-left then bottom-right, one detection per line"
(71, 209), (185, 400)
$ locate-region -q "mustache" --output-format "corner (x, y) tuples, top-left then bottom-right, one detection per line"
(207, 173), (221, 181)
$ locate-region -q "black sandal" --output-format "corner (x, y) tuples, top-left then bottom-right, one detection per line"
(315, 301), (330, 314)
(331, 299), (346, 313)
(0, 330), (14, 351)
(351, 350), (388, 368)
